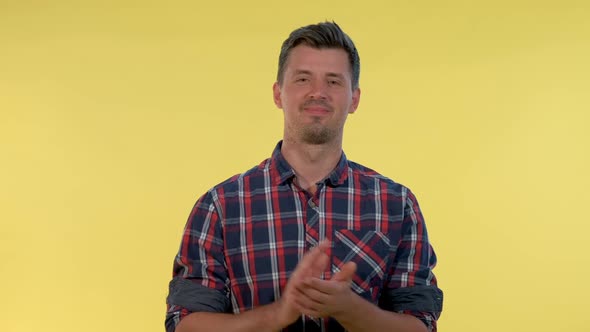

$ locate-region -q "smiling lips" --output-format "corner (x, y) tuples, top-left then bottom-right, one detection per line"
(304, 106), (330, 116)
(302, 101), (332, 116)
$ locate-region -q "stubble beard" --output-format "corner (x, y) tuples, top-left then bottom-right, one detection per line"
(300, 120), (334, 145)
(297, 99), (337, 145)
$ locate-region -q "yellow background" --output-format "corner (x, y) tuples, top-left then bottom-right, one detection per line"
(1, 1), (589, 331)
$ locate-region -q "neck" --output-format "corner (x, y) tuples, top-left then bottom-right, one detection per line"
(281, 137), (343, 194)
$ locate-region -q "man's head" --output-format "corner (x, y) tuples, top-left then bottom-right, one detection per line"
(277, 21), (360, 90)
(273, 22), (361, 146)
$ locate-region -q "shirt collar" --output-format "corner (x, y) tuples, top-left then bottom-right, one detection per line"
(270, 140), (350, 187)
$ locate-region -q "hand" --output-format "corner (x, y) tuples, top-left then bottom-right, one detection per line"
(275, 240), (331, 327)
(292, 261), (358, 319)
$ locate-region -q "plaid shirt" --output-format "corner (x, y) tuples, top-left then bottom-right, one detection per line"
(166, 141), (442, 332)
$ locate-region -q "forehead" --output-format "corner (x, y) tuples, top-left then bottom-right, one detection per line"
(284, 45), (351, 76)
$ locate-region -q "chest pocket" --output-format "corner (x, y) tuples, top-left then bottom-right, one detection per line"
(332, 229), (391, 302)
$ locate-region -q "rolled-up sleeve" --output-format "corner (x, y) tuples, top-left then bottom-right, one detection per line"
(165, 191), (230, 332)
(379, 188), (443, 331)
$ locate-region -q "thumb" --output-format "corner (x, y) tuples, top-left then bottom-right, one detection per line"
(295, 240), (331, 279)
(317, 239), (331, 253)
(332, 261), (357, 282)
(311, 251), (330, 278)
(309, 240), (331, 277)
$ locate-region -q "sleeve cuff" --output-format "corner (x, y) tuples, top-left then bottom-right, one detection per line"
(379, 285), (443, 315)
(166, 277), (230, 313)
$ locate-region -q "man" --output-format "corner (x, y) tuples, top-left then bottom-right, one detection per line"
(166, 21), (443, 332)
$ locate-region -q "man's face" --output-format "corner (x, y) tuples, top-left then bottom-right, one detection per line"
(273, 45), (361, 145)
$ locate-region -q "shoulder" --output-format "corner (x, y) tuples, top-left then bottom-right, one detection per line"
(346, 160), (410, 196)
(204, 157), (272, 199)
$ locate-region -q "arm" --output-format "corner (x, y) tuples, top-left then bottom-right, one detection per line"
(165, 193), (332, 332)
(177, 291), (428, 332)
(173, 242), (331, 332)
(294, 263), (429, 332)
(175, 303), (282, 332)
(293, 188), (443, 331)
(165, 191), (231, 332)
(333, 290), (428, 332)
(377, 188), (443, 331)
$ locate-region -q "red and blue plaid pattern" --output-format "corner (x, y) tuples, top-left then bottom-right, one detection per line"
(167, 142), (440, 331)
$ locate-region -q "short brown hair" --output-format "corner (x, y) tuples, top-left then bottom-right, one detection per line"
(277, 21), (360, 90)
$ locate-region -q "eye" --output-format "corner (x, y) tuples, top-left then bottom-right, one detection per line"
(296, 77), (309, 83)
(328, 79), (341, 86)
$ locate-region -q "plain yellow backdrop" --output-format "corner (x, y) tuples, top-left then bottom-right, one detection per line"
(1, 1), (589, 331)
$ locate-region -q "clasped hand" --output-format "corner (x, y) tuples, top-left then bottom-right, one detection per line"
(277, 240), (358, 326)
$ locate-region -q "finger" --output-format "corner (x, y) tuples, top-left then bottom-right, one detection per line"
(311, 251), (330, 278)
(295, 241), (331, 277)
(310, 239), (331, 277)
(317, 239), (331, 252)
(294, 245), (325, 276)
(292, 289), (322, 312)
(296, 281), (330, 303)
(293, 295), (325, 318)
(303, 277), (341, 295)
(332, 261), (357, 282)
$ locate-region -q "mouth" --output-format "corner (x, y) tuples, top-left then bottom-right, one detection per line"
(302, 101), (332, 116)
(303, 106), (331, 116)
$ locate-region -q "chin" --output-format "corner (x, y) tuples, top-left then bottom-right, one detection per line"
(301, 130), (333, 145)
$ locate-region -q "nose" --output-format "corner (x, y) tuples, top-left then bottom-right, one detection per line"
(308, 80), (328, 100)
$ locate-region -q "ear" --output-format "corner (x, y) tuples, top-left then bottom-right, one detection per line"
(348, 87), (361, 114)
(273, 82), (283, 109)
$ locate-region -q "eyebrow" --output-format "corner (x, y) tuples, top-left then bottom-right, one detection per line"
(293, 69), (345, 79)
(293, 69), (312, 76)
(326, 72), (345, 80)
